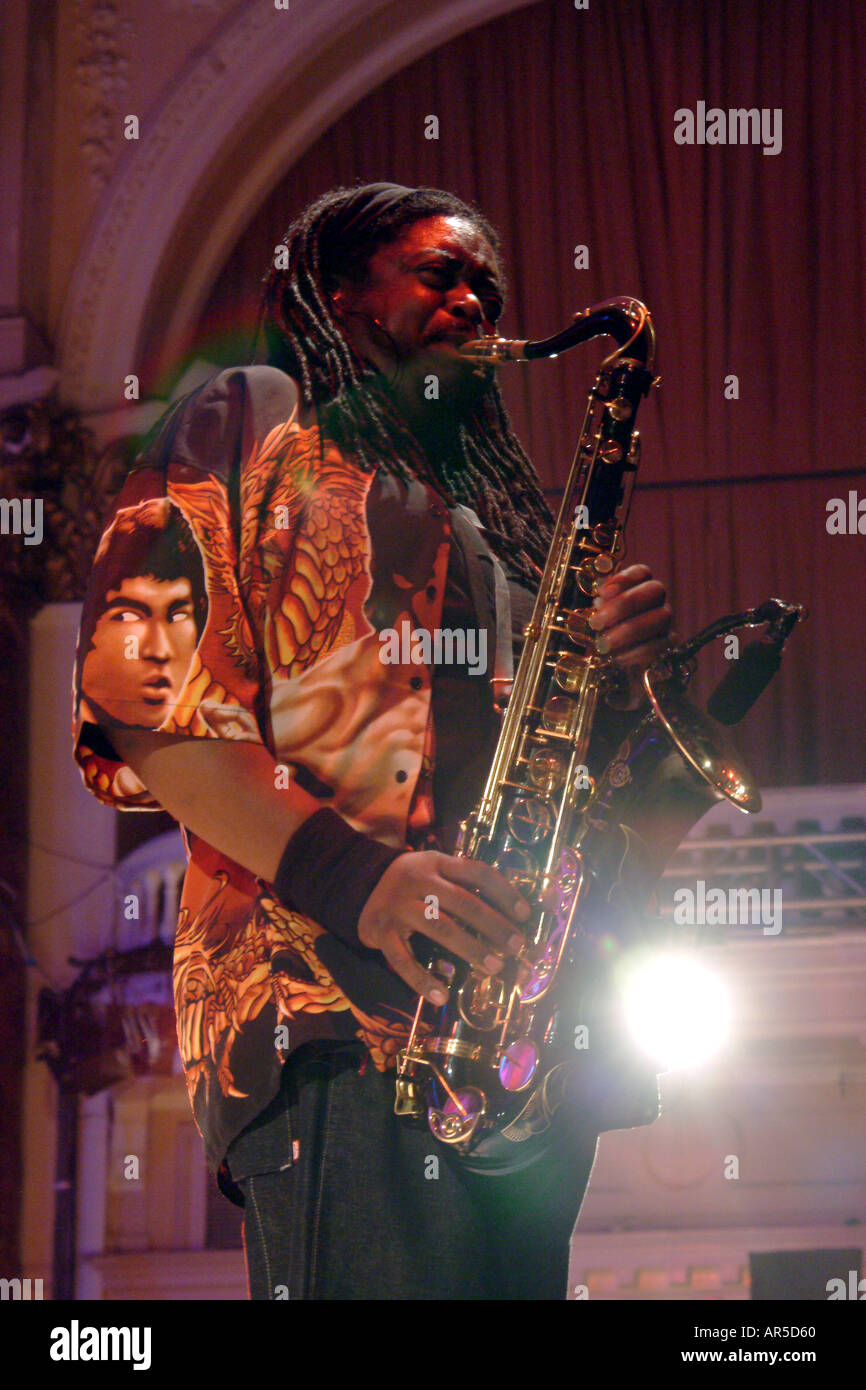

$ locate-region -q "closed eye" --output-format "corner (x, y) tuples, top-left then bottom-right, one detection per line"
(419, 264), (503, 321)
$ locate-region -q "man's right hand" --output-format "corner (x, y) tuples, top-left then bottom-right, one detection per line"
(357, 852), (531, 1004)
(108, 729), (530, 1005)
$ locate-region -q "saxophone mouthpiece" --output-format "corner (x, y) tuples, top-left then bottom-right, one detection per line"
(458, 336), (530, 361)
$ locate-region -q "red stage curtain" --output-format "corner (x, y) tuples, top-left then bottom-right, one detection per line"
(195, 0), (866, 787)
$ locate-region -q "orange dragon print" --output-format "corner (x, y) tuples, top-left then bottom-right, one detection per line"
(75, 390), (449, 1105)
(166, 418), (435, 1096)
(174, 860), (422, 1104)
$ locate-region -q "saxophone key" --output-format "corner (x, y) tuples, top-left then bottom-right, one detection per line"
(526, 747), (566, 794)
(575, 559), (599, 595)
(505, 796), (553, 844)
(554, 651), (589, 693)
(541, 694), (578, 736)
(497, 1038), (539, 1092)
(607, 396), (633, 421)
(458, 970), (508, 1030)
(565, 610), (594, 644)
(598, 440), (623, 465)
(493, 847), (539, 896)
(428, 1087), (486, 1145)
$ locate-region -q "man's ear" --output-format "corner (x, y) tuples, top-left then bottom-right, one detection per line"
(328, 281), (347, 317)
(329, 277), (364, 320)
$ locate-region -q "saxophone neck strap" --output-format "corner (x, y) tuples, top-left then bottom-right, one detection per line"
(452, 504), (514, 691)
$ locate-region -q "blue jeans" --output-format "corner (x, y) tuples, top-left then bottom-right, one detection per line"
(224, 1042), (599, 1300)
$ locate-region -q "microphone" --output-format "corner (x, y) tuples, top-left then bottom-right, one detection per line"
(706, 638), (784, 726)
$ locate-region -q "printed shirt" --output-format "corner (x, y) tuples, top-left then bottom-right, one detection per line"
(72, 365), (518, 1172)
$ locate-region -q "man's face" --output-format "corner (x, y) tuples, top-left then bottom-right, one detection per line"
(81, 575), (199, 728)
(334, 214), (504, 409)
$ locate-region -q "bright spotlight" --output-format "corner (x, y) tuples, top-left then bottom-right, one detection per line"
(621, 953), (731, 1070)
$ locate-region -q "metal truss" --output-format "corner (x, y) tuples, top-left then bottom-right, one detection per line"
(658, 785), (866, 933)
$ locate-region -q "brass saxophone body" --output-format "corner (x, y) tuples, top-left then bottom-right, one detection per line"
(394, 298), (802, 1174)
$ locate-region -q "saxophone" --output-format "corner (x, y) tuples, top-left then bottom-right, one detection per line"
(394, 299), (803, 1173)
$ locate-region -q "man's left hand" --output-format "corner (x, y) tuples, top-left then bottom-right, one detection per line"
(587, 564), (673, 698)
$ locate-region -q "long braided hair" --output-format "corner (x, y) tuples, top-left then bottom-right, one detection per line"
(256, 185), (553, 587)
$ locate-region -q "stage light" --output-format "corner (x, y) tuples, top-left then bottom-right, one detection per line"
(620, 952), (731, 1070)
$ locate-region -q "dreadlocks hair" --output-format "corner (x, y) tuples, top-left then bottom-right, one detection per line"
(255, 184), (553, 588)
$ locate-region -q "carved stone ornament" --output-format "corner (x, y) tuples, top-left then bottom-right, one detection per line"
(73, 0), (135, 194)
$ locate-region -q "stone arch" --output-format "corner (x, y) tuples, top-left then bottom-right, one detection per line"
(58, 0), (531, 411)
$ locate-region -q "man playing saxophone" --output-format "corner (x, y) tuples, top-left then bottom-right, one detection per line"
(73, 183), (673, 1299)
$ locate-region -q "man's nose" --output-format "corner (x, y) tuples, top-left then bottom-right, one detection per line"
(140, 620), (171, 661)
(448, 287), (483, 324)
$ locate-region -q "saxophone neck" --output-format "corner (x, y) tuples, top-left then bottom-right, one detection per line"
(459, 298), (657, 372)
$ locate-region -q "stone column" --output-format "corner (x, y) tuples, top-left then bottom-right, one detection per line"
(20, 602), (116, 1296)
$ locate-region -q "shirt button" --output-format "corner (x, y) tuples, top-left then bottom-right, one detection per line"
(409, 676), (423, 690)
(395, 770), (408, 784)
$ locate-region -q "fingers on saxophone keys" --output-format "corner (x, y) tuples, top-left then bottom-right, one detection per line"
(605, 563), (653, 587)
(436, 886), (518, 962)
(605, 636), (673, 670)
(425, 910), (506, 976)
(385, 935), (449, 1006)
(589, 579), (668, 631)
(438, 855), (532, 931)
(591, 602), (672, 657)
